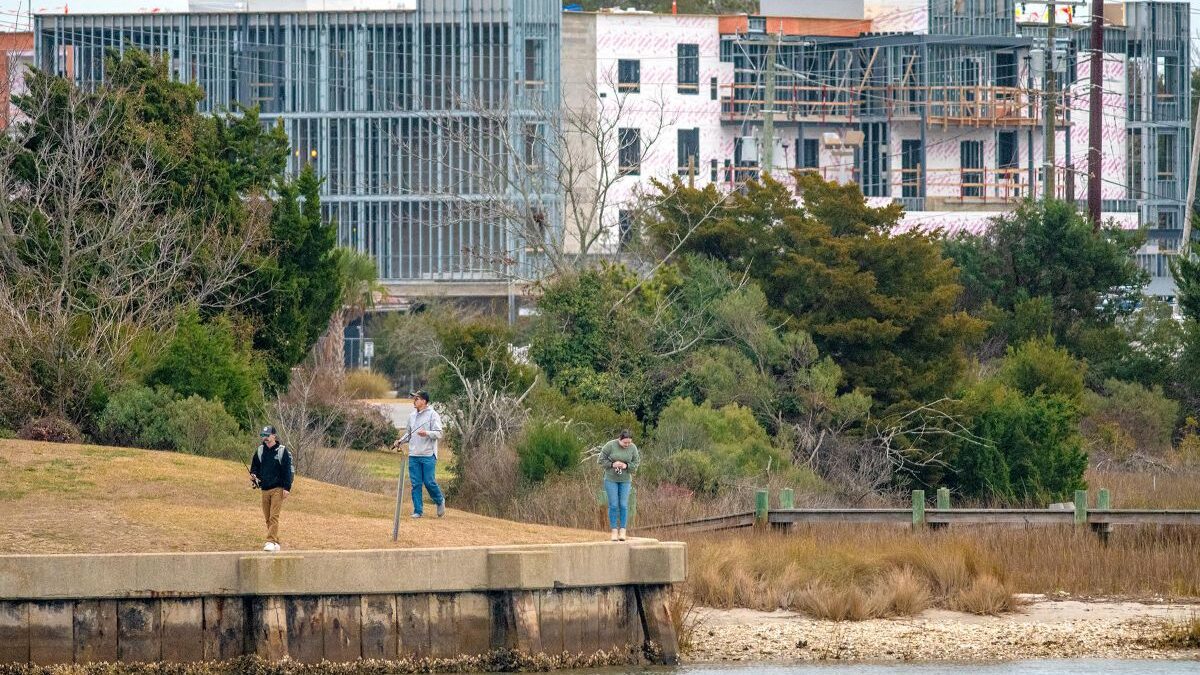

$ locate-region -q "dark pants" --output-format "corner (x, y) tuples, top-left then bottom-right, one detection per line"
(409, 455), (444, 515)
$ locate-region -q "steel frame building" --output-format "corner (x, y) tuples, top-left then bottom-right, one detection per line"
(34, 0), (561, 289)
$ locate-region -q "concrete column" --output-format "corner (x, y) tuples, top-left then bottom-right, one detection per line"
(0, 601), (30, 663)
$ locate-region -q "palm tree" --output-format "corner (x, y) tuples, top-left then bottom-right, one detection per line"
(319, 248), (383, 372)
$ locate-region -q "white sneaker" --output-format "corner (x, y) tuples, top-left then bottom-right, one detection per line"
(436, 500), (446, 518)
(271, 543), (281, 552)
(263, 542), (274, 551)
(411, 512), (422, 518)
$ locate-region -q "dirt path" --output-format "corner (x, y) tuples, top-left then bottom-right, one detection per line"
(689, 597), (1200, 663)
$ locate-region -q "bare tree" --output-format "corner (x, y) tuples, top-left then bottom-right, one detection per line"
(396, 73), (728, 281)
(0, 82), (267, 424)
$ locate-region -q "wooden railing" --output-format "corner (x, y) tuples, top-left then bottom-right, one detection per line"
(641, 488), (1200, 543)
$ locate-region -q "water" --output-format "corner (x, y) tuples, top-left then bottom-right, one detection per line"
(555, 660), (1199, 675)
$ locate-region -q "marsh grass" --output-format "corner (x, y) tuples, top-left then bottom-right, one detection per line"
(686, 524), (1200, 620)
(1159, 611), (1200, 648)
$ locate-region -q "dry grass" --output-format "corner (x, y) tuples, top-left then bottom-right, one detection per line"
(685, 523), (1200, 620)
(666, 584), (702, 654)
(344, 370), (393, 400)
(1159, 611), (1200, 648)
(0, 439), (601, 553)
(686, 529), (1012, 620)
(1086, 468), (1200, 509)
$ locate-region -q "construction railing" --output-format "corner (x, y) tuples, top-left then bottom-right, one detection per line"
(720, 84), (1069, 128)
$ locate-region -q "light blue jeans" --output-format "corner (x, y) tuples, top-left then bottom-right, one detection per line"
(409, 455), (444, 516)
(603, 479), (631, 529)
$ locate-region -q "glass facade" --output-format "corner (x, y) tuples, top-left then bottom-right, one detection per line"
(34, 1), (562, 284)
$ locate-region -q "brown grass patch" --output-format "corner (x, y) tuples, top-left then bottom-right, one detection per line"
(345, 370), (393, 400)
(1159, 611), (1200, 648)
(1086, 468), (1200, 509)
(0, 439), (601, 553)
(685, 523), (1200, 620)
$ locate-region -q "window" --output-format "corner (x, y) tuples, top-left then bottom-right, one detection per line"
(995, 52), (1017, 88)
(524, 123), (542, 170)
(1127, 129), (1143, 199)
(798, 138), (819, 170)
(618, 59), (640, 93)
(901, 139), (922, 198)
(524, 38), (544, 86)
(710, 76), (718, 100)
(960, 140), (983, 198)
(748, 16), (766, 33)
(1157, 133), (1176, 178)
(677, 44), (699, 94)
(997, 131), (1019, 168)
(710, 158), (718, 182)
(618, 210), (634, 250)
(677, 128), (700, 175)
(619, 128), (641, 175)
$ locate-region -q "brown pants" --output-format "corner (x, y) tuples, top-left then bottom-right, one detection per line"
(261, 488), (286, 544)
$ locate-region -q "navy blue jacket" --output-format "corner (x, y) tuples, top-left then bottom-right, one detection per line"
(250, 442), (294, 491)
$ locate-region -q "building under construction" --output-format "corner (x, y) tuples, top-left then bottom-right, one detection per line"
(565, 0), (1190, 297)
(29, 0), (1193, 301)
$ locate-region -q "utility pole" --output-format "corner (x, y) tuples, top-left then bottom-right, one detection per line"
(762, 35), (777, 175)
(1180, 104), (1200, 253)
(1087, 0), (1103, 229)
(1043, 4), (1058, 201)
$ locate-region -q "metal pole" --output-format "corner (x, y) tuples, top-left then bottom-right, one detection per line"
(1044, 5), (1058, 201)
(391, 449), (407, 541)
(1087, 0), (1104, 228)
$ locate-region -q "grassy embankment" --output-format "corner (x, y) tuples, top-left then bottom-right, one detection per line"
(0, 439), (598, 554)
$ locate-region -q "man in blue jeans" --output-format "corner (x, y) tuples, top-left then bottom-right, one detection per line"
(405, 390), (446, 518)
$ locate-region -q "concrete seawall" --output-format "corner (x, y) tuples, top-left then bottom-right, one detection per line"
(0, 540), (686, 666)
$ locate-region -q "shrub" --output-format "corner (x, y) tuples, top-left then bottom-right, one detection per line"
(345, 370), (392, 400)
(517, 421), (584, 482)
(17, 416), (82, 444)
(657, 449), (721, 496)
(954, 379), (1087, 503)
(146, 310), (264, 423)
(1082, 379), (1179, 458)
(96, 386), (176, 450)
(998, 336), (1086, 404)
(526, 384), (641, 444)
(164, 395), (244, 460)
(650, 398), (797, 487)
(326, 404), (399, 451)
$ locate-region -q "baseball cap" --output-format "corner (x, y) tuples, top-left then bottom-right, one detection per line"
(412, 390), (431, 403)
(260, 425), (277, 437)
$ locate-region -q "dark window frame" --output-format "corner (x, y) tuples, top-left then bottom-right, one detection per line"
(677, 127), (700, 175)
(619, 127), (641, 176)
(618, 59), (640, 93)
(677, 43), (699, 94)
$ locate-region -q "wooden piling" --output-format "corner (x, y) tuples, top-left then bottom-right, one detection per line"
(911, 489), (925, 530)
(779, 488), (795, 509)
(1074, 489), (1088, 527)
(755, 490), (769, 527)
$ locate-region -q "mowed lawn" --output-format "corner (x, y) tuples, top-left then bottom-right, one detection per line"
(0, 439), (600, 554)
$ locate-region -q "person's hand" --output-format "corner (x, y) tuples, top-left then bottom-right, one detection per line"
(417, 429), (428, 437)
(613, 461), (627, 470)
(250, 474), (258, 481)
(283, 490), (290, 498)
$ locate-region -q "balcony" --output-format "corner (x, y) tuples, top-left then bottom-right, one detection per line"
(720, 84), (1065, 128)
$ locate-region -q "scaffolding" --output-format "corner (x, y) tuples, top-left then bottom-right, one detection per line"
(34, 0), (563, 285)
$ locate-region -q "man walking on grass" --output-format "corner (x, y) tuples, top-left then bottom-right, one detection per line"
(405, 391), (446, 519)
(250, 425), (294, 551)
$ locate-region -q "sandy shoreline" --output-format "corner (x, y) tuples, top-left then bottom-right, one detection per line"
(685, 596), (1200, 663)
